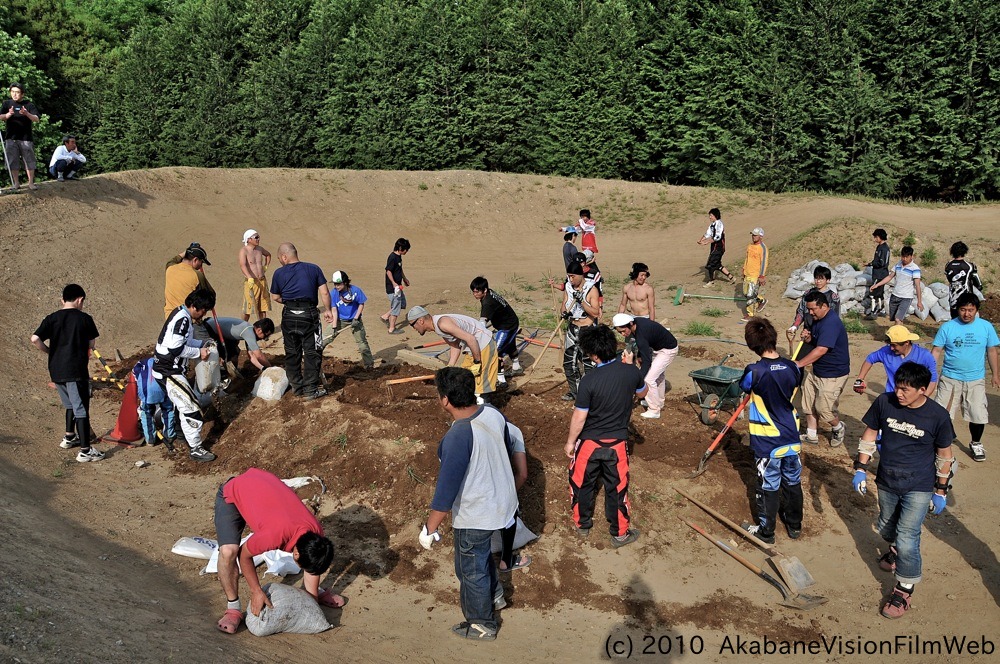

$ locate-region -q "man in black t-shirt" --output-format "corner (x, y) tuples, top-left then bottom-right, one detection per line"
(612, 313), (678, 420)
(863, 228), (891, 319)
(30, 284), (104, 462)
(565, 325), (647, 548)
(470, 276), (522, 379)
(2, 83), (41, 191)
(380, 238), (411, 334)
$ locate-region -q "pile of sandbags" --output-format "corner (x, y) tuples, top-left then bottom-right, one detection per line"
(782, 261), (956, 322)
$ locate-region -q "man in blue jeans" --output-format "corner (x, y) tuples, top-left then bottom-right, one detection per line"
(852, 362), (954, 619)
(418, 367), (518, 641)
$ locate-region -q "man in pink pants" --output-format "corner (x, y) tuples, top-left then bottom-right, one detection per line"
(613, 314), (678, 419)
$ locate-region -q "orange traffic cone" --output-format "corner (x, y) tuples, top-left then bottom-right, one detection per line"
(102, 372), (144, 446)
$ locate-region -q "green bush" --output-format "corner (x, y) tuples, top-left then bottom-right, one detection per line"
(683, 321), (719, 336)
(700, 307), (728, 318)
(920, 246), (938, 266)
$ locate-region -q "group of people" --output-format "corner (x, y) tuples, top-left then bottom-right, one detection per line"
(28, 205), (999, 637)
(696, 208), (769, 322)
(2, 83), (87, 191)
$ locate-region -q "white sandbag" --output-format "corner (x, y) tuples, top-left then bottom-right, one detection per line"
(856, 272), (873, 286)
(834, 263), (855, 275)
(784, 286), (804, 300)
(245, 583), (332, 637)
(490, 517), (539, 554)
(915, 298), (932, 320)
(838, 276), (858, 290)
(253, 367), (289, 401)
(930, 304), (951, 322)
(172, 536), (219, 560)
(261, 550), (301, 577)
(838, 288), (858, 302)
(794, 279), (814, 291)
(929, 282), (949, 298)
(938, 295), (951, 309)
(195, 347), (221, 393)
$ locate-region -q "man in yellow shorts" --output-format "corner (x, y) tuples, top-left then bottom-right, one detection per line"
(239, 229), (271, 321)
(406, 306), (499, 404)
(741, 227), (768, 323)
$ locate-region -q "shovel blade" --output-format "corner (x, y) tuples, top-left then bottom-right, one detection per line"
(779, 592), (828, 611)
(768, 555), (816, 593)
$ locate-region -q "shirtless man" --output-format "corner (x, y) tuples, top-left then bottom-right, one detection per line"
(618, 262), (655, 320)
(238, 229), (271, 321)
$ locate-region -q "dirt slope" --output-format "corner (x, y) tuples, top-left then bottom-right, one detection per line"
(1, 169), (998, 663)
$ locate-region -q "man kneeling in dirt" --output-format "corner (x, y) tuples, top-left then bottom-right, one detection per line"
(215, 468), (342, 634)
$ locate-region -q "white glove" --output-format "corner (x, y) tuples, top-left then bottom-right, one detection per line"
(393, 285), (401, 296)
(787, 326), (797, 334)
(419, 524), (440, 550)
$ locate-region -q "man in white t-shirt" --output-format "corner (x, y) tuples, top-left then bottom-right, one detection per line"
(871, 246), (923, 323)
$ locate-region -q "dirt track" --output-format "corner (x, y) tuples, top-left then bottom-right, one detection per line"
(1, 169), (998, 663)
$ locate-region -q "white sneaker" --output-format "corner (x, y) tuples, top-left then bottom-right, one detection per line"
(476, 395), (485, 405)
(76, 447), (105, 463)
(799, 433), (819, 445)
(57, 173), (65, 182)
(971, 442), (986, 462)
(60, 433), (80, 449)
(640, 411), (660, 419)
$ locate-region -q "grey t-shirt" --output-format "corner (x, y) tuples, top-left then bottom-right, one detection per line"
(206, 317), (259, 351)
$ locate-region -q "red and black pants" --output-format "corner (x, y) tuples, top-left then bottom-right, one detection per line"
(569, 438), (631, 537)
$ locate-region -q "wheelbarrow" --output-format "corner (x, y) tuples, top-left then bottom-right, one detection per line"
(688, 353), (745, 425)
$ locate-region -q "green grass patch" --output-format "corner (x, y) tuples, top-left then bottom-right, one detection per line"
(700, 307), (728, 318)
(521, 309), (559, 330)
(903, 232), (917, 246)
(920, 246), (938, 266)
(682, 321), (719, 336)
(842, 311), (870, 334)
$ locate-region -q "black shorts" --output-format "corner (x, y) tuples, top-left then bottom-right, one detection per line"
(706, 250), (725, 272)
(214, 480), (246, 546)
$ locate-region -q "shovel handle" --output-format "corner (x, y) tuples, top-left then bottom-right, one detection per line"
(384, 374), (436, 386)
(704, 393), (750, 455)
(681, 518), (766, 576)
(519, 320), (565, 387)
(675, 487), (779, 555)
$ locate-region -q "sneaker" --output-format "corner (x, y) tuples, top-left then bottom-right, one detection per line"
(880, 586), (912, 619)
(799, 433), (819, 445)
(573, 525), (591, 539)
(493, 591), (506, 611)
(971, 442), (986, 462)
(452, 622), (497, 641)
(66, 172), (79, 180)
(387, 328), (404, 335)
(640, 410), (660, 419)
(756, 298), (767, 313)
(725, 274), (737, 284)
(878, 546), (898, 572)
(739, 318), (750, 324)
(784, 524), (802, 540)
(189, 446), (217, 463)
(60, 433), (80, 449)
(611, 528), (640, 548)
(76, 447), (105, 463)
(831, 424), (846, 447)
(703, 281), (716, 288)
(740, 522), (775, 545)
(303, 387), (327, 401)
(640, 399), (648, 408)
(57, 173), (65, 182)
(561, 392), (576, 402)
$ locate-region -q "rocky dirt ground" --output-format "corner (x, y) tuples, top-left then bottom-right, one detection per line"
(1, 169), (998, 663)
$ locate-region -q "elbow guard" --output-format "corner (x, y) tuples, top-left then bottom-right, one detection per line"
(858, 439), (878, 458)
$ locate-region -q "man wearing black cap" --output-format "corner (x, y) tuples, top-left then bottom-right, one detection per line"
(165, 243), (215, 319)
(2, 83), (40, 191)
(560, 262), (601, 401)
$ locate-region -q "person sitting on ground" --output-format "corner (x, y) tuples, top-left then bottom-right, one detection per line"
(30, 283), (103, 462)
(618, 263), (655, 320)
(407, 306), (499, 404)
(470, 276), (522, 381)
(203, 316), (274, 371)
(48, 135), (86, 182)
(787, 265), (841, 358)
(214, 468), (341, 635)
(740, 317), (804, 543)
(852, 362), (954, 619)
(855, 325), (937, 397)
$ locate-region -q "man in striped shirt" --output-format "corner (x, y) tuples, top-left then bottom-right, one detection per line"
(871, 246), (923, 323)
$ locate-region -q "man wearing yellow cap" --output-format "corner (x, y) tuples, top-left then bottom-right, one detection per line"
(854, 325), (938, 396)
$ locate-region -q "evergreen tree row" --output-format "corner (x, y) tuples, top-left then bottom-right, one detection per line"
(5, 0), (1000, 200)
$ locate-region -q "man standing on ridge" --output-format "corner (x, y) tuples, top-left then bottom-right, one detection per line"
(270, 243), (334, 400)
(238, 229), (271, 321)
(2, 83), (40, 191)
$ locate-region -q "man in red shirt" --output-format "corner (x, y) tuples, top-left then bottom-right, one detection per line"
(214, 468), (340, 633)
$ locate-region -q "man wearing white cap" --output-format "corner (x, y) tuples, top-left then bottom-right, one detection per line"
(741, 227), (768, 323)
(612, 313), (678, 419)
(329, 270), (374, 370)
(238, 229), (271, 321)
(407, 306), (499, 403)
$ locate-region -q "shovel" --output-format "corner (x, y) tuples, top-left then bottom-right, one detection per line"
(673, 286), (748, 306)
(689, 394), (750, 478)
(681, 518), (827, 610)
(675, 487), (816, 593)
(516, 319), (564, 388)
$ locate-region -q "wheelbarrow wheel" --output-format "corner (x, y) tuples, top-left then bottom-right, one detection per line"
(700, 394), (721, 425)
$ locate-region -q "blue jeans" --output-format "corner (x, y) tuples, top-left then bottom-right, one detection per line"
(452, 528), (499, 629)
(876, 487), (931, 584)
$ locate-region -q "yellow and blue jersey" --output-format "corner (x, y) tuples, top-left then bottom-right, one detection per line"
(740, 357), (802, 458)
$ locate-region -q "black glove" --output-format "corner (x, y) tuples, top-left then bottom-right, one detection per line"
(560, 311), (572, 321)
(853, 379), (866, 395)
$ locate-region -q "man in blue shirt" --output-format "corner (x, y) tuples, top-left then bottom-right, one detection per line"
(740, 318), (803, 543)
(931, 293), (1000, 462)
(329, 270), (374, 370)
(270, 243), (334, 400)
(851, 362), (954, 619)
(418, 367), (518, 641)
(854, 325), (938, 396)
(796, 290), (850, 446)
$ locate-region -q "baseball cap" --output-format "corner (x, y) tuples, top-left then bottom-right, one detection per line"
(406, 306), (429, 323)
(243, 229), (258, 245)
(330, 270), (346, 284)
(751, 227), (765, 237)
(582, 249), (595, 263)
(612, 313), (634, 327)
(885, 325), (919, 344)
(188, 245), (211, 265)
